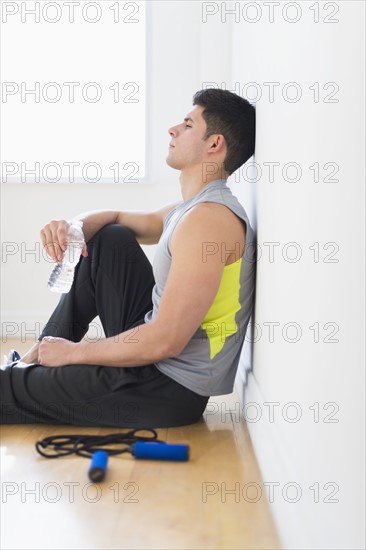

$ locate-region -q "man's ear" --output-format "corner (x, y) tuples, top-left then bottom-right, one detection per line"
(209, 135), (226, 152)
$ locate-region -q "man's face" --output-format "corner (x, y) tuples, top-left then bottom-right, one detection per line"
(166, 105), (210, 171)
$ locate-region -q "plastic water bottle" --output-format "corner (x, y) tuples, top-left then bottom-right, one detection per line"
(48, 220), (85, 293)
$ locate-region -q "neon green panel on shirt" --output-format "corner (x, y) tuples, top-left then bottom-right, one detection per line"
(201, 258), (242, 359)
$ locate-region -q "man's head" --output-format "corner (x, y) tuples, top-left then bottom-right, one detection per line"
(192, 88), (256, 176)
(166, 88), (255, 179)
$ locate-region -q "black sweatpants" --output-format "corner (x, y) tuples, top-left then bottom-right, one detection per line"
(0, 224), (209, 427)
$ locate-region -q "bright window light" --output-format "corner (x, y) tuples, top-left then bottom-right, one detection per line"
(1, 1), (147, 183)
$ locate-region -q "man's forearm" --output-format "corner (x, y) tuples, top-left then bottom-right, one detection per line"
(75, 210), (119, 243)
(73, 321), (176, 367)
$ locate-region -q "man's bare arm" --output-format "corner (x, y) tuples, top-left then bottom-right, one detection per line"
(38, 202), (243, 368)
(40, 201), (181, 262)
(115, 203), (180, 245)
(77, 201), (181, 244)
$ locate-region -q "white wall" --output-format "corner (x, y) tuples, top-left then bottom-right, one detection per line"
(231, 1), (365, 549)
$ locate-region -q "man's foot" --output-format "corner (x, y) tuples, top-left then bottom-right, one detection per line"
(1, 349), (29, 370)
(3, 349), (21, 366)
(1, 352), (33, 370)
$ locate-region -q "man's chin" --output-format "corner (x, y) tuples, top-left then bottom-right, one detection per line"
(165, 157), (180, 170)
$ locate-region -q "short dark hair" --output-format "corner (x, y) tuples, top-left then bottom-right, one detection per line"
(193, 88), (256, 176)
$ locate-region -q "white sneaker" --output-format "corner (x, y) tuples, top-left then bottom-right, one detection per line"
(2, 349), (21, 365)
(1, 349), (29, 370)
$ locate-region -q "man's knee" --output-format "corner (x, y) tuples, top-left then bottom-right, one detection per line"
(89, 224), (142, 264)
(97, 223), (136, 245)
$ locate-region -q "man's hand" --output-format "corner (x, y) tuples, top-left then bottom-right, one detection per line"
(38, 336), (79, 367)
(40, 219), (88, 263)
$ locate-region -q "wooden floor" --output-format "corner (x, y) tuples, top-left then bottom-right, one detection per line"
(0, 338), (280, 550)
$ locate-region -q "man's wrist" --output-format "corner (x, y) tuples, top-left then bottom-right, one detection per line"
(73, 339), (89, 364)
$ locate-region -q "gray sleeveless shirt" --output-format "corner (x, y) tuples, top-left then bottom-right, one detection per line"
(144, 178), (256, 396)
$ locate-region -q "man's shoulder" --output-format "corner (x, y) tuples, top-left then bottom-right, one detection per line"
(180, 201), (245, 234)
(171, 201), (246, 264)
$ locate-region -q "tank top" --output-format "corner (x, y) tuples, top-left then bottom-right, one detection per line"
(144, 178), (256, 396)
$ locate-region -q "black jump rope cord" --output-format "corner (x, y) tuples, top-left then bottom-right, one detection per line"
(35, 428), (161, 458)
(35, 428), (190, 481)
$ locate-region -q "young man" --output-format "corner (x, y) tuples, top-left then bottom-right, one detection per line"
(0, 88), (256, 428)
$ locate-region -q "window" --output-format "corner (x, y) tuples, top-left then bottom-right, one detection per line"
(1, 0), (148, 184)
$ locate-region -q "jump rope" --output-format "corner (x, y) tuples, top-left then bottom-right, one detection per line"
(35, 428), (190, 482)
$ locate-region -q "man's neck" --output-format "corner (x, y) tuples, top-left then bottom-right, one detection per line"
(179, 170), (227, 201)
